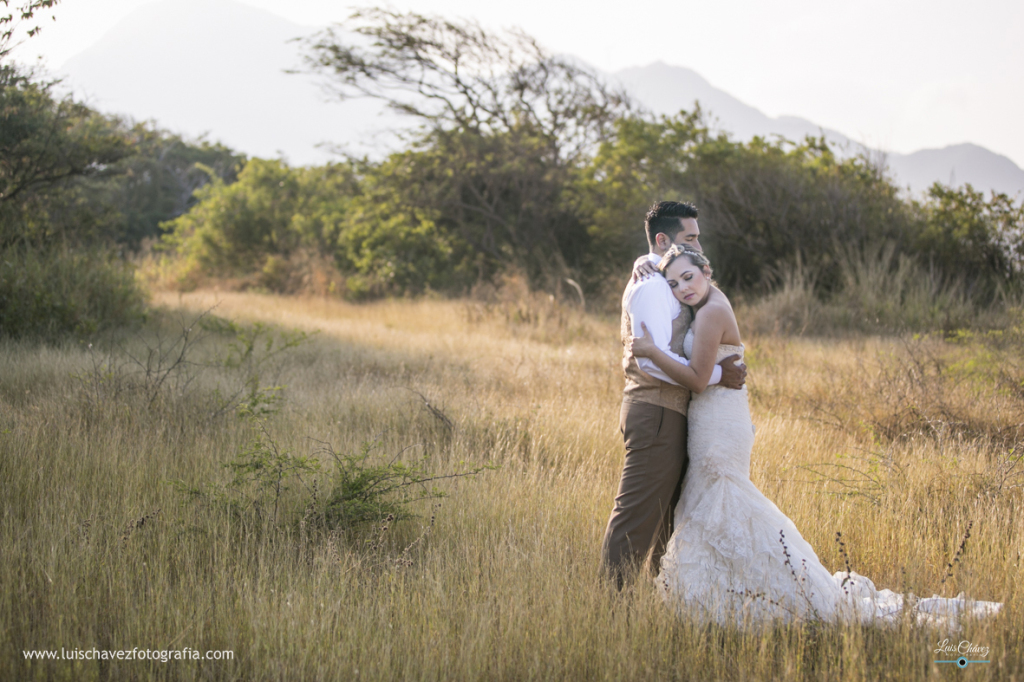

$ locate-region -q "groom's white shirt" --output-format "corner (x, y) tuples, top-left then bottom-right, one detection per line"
(626, 253), (723, 387)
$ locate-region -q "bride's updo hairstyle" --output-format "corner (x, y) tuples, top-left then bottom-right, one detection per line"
(659, 244), (713, 282)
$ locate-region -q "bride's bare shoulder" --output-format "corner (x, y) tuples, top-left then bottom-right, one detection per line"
(693, 302), (732, 329)
(695, 289), (736, 320)
(710, 286), (735, 310)
(693, 290), (741, 344)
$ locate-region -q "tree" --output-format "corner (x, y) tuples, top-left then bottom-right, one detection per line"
(688, 134), (915, 291)
(0, 1), (151, 339)
(0, 65), (135, 246)
(163, 159), (304, 280)
(301, 8), (629, 155)
(581, 109), (920, 292)
(299, 9), (631, 289)
(105, 128), (245, 247)
(1, 0), (60, 62)
(575, 109), (706, 290)
(916, 184), (1024, 292)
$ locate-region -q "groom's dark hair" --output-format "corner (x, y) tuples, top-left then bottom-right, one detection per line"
(645, 201), (699, 248)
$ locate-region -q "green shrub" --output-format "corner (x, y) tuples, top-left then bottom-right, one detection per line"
(913, 183), (1024, 294)
(0, 245), (146, 339)
(174, 418), (494, 535)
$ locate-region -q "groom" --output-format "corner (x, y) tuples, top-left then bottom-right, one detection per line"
(601, 200), (746, 588)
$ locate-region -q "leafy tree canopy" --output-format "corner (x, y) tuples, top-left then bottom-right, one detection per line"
(0, 64), (135, 247)
(300, 8), (631, 162)
(1, 0), (60, 61)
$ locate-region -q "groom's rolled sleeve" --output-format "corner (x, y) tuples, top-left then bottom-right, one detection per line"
(627, 278), (722, 386)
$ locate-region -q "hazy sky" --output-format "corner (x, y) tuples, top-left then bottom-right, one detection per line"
(14, 0), (1024, 167)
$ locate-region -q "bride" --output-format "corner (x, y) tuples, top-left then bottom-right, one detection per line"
(628, 244), (1002, 628)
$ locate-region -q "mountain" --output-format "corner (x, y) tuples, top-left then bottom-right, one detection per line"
(59, 0), (402, 165)
(612, 62), (855, 148)
(613, 62), (1024, 198)
(883, 144), (1024, 197)
(57, 0), (1024, 197)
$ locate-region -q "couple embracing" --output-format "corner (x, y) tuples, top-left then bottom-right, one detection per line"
(600, 201), (1001, 628)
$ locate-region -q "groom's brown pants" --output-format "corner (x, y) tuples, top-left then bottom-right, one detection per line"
(601, 400), (687, 588)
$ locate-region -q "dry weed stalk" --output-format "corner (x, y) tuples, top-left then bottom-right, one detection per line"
(941, 521), (973, 585)
(834, 532), (854, 595)
(120, 508), (162, 545)
(406, 388), (454, 432)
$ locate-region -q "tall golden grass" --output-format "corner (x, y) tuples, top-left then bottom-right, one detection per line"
(2, 289), (1020, 681)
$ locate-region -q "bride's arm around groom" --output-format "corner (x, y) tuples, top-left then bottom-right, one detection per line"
(628, 245), (744, 394)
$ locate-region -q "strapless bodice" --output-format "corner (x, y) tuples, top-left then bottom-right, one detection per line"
(683, 328), (744, 364)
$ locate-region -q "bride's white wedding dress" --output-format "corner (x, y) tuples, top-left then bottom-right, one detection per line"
(657, 329), (1002, 628)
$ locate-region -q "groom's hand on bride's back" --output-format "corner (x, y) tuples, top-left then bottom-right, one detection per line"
(718, 355), (747, 389)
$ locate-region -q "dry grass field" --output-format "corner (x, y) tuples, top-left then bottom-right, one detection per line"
(2, 289), (1021, 681)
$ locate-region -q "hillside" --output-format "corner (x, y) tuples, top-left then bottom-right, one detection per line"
(614, 61), (1024, 197)
(59, 0), (403, 164)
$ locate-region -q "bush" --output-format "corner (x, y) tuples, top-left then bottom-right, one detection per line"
(582, 113), (920, 295)
(913, 183), (1024, 294)
(174, 418), (493, 535)
(0, 245), (146, 339)
(161, 158), (307, 284)
(737, 242), (1010, 336)
(150, 98), (1023, 315)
